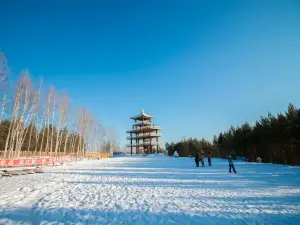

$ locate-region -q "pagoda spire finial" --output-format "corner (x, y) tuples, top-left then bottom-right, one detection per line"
(141, 109), (144, 114)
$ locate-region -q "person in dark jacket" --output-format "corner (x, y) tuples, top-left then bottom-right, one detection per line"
(194, 153), (200, 167)
(228, 155), (237, 174)
(208, 152), (212, 166)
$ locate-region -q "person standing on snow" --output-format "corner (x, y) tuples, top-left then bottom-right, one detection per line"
(228, 155), (237, 174)
(194, 152), (200, 167)
(208, 152), (212, 166)
(200, 150), (205, 167)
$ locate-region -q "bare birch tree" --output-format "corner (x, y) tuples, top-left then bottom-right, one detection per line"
(4, 72), (33, 158)
(14, 73), (34, 158)
(4, 83), (22, 158)
(0, 52), (10, 85)
(49, 88), (58, 155)
(0, 93), (7, 124)
(54, 95), (69, 156)
(90, 122), (104, 154)
(0, 52), (11, 124)
(27, 78), (43, 154)
(69, 119), (79, 155)
(76, 109), (92, 157)
(41, 86), (55, 154)
(63, 127), (69, 155)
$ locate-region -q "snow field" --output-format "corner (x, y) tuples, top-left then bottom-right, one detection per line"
(1, 155), (300, 225)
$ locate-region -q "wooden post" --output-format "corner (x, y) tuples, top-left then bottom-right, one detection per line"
(142, 117), (144, 154)
(130, 132), (132, 155)
(156, 129), (158, 153)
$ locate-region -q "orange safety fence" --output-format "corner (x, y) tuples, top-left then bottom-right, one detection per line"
(0, 151), (112, 161)
(0, 155), (72, 167)
(85, 152), (111, 159)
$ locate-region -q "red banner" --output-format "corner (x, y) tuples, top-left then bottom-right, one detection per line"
(0, 155), (72, 167)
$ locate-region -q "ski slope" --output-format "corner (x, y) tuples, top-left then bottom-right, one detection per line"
(1, 155), (300, 225)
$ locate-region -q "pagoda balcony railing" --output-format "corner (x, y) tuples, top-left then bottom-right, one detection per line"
(127, 133), (162, 139)
(133, 122), (153, 127)
(131, 125), (161, 130)
(126, 142), (162, 147)
(126, 126), (162, 133)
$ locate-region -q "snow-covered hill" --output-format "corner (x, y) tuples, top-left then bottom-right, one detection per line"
(1, 155), (300, 224)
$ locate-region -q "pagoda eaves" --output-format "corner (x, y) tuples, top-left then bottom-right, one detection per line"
(130, 109), (154, 121)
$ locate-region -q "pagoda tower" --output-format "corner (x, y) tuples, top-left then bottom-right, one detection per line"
(127, 110), (162, 154)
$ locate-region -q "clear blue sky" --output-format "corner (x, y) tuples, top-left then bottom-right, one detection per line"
(1, 0), (300, 148)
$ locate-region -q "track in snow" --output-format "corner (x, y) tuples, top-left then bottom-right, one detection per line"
(1, 155), (300, 225)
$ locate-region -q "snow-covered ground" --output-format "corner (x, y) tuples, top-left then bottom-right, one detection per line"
(1, 155), (300, 225)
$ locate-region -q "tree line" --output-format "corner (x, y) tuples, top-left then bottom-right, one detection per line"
(166, 139), (216, 158)
(0, 52), (119, 158)
(165, 103), (300, 166)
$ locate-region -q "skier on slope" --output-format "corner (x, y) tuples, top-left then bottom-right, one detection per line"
(228, 155), (237, 174)
(194, 152), (200, 167)
(207, 152), (212, 166)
